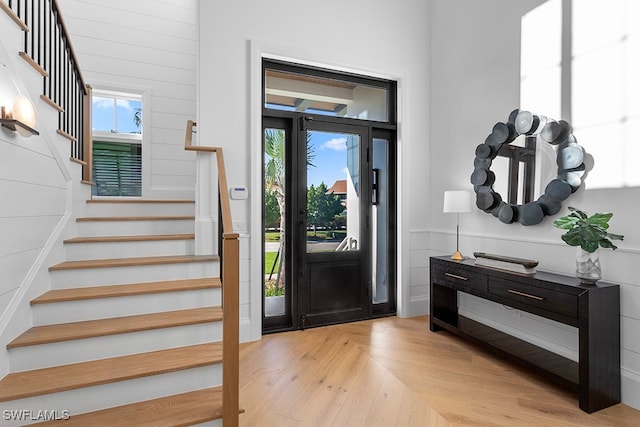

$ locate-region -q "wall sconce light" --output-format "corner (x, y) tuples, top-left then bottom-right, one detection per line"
(1, 95), (39, 137)
(443, 190), (471, 260)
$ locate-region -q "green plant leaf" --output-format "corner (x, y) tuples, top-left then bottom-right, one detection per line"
(586, 212), (613, 229)
(599, 239), (618, 250)
(556, 207), (623, 252)
(580, 225), (604, 242)
(561, 228), (582, 246)
(553, 216), (579, 230)
(567, 207), (588, 220)
(581, 240), (599, 253)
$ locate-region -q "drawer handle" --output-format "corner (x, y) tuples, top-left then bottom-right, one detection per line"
(445, 273), (469, 281)
(507, 289), (545, 301)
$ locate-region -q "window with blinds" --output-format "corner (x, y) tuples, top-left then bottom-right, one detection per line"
(91, 89), (143, 197)
(92, 141), (142, 197)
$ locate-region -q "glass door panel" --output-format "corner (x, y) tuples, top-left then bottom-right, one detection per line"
(264, 127), (287, 319)
(306, 131), (360, 254)
(298, 123), (370, 328)
(372, 138), (389, 304)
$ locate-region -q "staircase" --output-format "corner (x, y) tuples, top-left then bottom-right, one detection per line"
(0, 200), (239, 425)
(0, 1), (240, 425)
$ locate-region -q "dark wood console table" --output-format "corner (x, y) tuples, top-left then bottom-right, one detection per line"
(429, 256), (620, 413)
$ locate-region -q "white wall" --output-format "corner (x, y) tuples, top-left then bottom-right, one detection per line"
(427, 0), (640, 410)
(58, 0), (198, 199)
(197, 0), (431, 341)
(0, 14), (72, 378)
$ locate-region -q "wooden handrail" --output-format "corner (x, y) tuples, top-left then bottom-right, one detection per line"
(82, 85), (92, 183)
(184, 120), (234, 241)
(184, 120), (239, 426)
(52, 0), (88, 91)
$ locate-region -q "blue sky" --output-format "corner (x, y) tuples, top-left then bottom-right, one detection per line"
(307, 131), (351, 188)
(92, 96), (141, 133)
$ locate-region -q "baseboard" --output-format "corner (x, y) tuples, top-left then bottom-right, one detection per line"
(622, 368), (640, 410)
(407, 295), (429, 318)
(240, 317), (253, 343)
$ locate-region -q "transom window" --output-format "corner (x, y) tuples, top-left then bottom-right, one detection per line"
(263, 60), (394, 123)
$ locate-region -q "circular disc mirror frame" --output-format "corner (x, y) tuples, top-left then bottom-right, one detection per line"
(471, 109), (587, 226)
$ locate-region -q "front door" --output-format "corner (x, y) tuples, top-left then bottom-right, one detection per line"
(296, 119), (371, 328)
(261, 60), (397, 333)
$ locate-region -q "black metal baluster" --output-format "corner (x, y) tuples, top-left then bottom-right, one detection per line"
(23, 0), (29, 56)
(29, 0), (34, 60)
(37, 0), (41, 66)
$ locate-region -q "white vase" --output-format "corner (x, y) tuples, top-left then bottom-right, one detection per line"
(576, 247), (601, 284)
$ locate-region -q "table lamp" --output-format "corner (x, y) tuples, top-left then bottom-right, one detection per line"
(443, 190), (471, 260)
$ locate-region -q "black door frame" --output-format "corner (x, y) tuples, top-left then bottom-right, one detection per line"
(262, 60), (397, 333)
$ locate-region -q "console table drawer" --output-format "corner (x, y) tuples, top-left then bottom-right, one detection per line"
(432, 265), (487, 293)
(488, 277), (578, 319)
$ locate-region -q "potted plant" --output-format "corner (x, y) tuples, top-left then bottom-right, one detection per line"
(553, 207), (624, 283)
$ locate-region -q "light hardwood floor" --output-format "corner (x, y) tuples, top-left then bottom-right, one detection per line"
(239, 316), (640, 426)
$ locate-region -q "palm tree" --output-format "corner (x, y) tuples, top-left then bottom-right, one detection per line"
(264, 129), (286, 292)
(264, 129), (315, 292)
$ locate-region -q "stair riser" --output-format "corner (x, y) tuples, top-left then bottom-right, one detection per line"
(50, 262), (219, 288)
(192, 421), (222, 427)
(64, 239), (195, 261)
(75, 219), (194, 237)
(33, 289), (220, 324)
(9, 322), (222, 371)
(84, 202), (195, 217)
(0, 365), (222, 426)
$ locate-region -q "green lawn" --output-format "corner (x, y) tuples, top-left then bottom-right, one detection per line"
(264, 251), (279, 274)
(265, 230), (346, 242)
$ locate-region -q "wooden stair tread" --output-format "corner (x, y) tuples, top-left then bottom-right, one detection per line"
(0, 342), (222, 402)
(31, 278), (221, 304)
(64, 234), (195, 244)
(87, 199), (195, 204)
(32, 386), (244, 426)
(8, 307), (223, 348)
(0, 1), (29, 31)
(76, 215), (195, 222)
(49, 255), (219, 271)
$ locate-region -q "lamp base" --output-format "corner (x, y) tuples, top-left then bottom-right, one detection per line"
(450, 251), (465, 261)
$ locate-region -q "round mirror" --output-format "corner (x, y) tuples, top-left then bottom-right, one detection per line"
(470, 109), (588, 226)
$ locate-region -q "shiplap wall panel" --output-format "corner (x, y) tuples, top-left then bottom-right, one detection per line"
(74, 55), (196, 88)
(150, 144), (194, 162)
(151, 97), (196, 117)
(81, 72), (196, 100)
(0, 152), (66, 189)
(61, 1), (196, 37)
(151, 157), (196, 173)
(61, 19), (197, 56)
(0, 217), (64, 258)
(1, 134), (58, 158)
(149, 174), (196, 190)
(0, 134), (66, 321)
(0, 249), (39, 307)
(0, 182), (66, 218)
(68, 38), (197, 71)
(58, 0), (198, 198)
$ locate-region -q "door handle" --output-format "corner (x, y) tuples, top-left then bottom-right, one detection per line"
(372, 168), (379, 205)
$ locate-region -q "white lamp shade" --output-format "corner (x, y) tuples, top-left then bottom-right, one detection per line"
(443, 190), (471, 213)
(11, 96), (36, 136)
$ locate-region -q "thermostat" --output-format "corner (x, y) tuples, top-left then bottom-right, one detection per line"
(230, 187), (248, 200)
